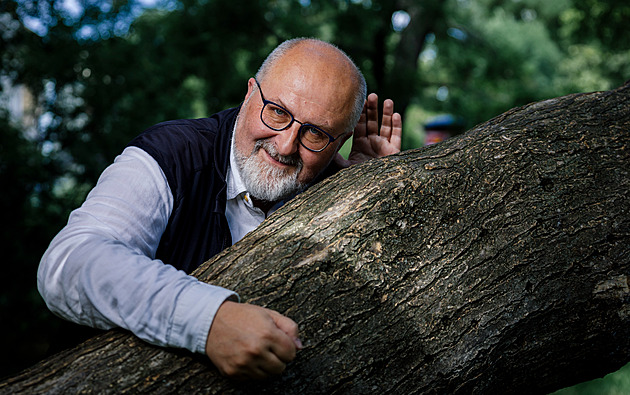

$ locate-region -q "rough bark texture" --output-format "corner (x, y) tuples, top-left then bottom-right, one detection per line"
(2, 84), (629, 394)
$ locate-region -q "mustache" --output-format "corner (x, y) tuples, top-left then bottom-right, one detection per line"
(253, 139), (303, 167)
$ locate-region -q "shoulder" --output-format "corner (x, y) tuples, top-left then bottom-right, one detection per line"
(130, 107), (239, 156)
(127, 107), (240, 194)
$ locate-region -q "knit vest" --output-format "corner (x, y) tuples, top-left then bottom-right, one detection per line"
(128, 107), (239, 273)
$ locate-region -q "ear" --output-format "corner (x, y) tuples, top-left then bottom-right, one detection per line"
(244, 77), (257, 103)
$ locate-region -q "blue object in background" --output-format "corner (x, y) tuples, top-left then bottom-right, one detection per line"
(423, 114), (466, 145)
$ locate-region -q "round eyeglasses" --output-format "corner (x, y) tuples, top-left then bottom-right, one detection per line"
(254, 78), (338, 152)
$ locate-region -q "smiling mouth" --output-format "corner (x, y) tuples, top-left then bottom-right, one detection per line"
(255, 139), (302, 169)
(262, 148), (293, 167)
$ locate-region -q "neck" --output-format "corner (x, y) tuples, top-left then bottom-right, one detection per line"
(251, 197), (278, 214)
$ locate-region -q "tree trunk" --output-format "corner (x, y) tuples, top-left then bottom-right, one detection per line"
(385, 0), (445, 116)
(2, 84), (629, 394)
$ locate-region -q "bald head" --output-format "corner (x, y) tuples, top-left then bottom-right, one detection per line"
(255, 38), (367, 134)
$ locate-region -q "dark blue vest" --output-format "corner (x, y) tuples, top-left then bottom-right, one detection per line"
(128, 107), (239, 273)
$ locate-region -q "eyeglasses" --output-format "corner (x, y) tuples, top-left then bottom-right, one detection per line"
(254, 78), (338, 152)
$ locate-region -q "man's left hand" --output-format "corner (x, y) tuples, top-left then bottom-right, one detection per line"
(334, 93), (402, 168)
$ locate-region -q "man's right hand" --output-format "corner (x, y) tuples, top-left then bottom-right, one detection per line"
(205, 301), (303, 379)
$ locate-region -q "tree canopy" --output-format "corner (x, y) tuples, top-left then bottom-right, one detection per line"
(1, 0), (628, 391)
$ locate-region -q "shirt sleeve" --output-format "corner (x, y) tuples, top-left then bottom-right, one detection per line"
(37, 146), (238, 354)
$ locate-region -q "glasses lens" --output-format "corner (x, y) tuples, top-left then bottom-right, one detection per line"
(260, 100), (332, 152)
(299, 125), (330, 151)
(261, 103), (292, 130)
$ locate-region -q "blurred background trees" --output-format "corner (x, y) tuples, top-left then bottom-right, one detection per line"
(1, 0), (628, 391)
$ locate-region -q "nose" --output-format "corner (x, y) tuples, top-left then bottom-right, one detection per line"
(274, 122), (301, 156)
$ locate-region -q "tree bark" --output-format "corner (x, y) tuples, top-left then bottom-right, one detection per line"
(2, 84), (629, 394)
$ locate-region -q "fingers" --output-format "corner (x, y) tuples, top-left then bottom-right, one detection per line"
(245, 347), (289, 379)
(268, 308), (303, 351)
(346, 93), (402, 165)
(362, 93), (400, 140)
(264, 308), (299, 364)
(353, 100), (368, 137)
(390, 111), (402, 152)
(364, 93), (379, 137)
(379, 98), (394, 139)
(205, 301), (301, 379)
(376, 96), (401, 153)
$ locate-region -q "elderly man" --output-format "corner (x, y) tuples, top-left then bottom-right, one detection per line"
(38, 38), (402, 379)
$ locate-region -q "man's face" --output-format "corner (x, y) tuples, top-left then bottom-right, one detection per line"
(233, 48), (356, 202)
(232, 132), (306, 202)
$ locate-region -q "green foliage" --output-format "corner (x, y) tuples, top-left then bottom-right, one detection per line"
(552, 362), (630, 395)
(412, 0), (629, 143)
(0, 112), (94, 377)
(560, 0), (630, 51)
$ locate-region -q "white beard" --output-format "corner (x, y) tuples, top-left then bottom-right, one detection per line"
(234, 138), (307, 202)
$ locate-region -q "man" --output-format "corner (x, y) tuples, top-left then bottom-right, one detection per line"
(38, 38), (402, 379)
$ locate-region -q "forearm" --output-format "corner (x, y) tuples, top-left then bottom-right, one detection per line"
(37, 146), (237, 353)
(39, 231), (235, 352)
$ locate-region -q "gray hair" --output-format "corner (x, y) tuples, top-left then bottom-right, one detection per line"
(255, 38), (367, 135)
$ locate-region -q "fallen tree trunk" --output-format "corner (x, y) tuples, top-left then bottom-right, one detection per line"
(2, 83), (629, 394)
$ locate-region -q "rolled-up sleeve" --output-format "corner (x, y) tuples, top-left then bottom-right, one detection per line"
(38, 146), (237, 354)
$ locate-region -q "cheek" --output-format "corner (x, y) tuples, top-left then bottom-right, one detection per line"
(297, 150), (335, 184)
(249, 122), (275, 141)
(236, 114), (275, 155)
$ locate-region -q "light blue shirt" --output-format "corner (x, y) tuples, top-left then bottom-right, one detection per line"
(37, 145), (263, 355)
(226, 144), (267, 243)
(225, 139), (282, 242)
